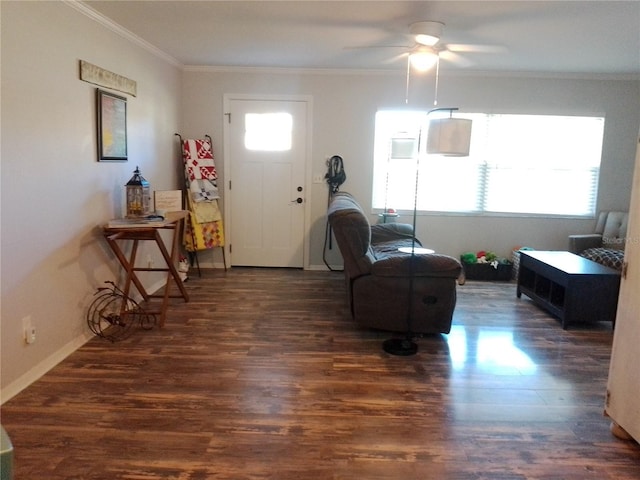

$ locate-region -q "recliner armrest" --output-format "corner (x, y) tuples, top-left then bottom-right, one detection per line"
(568, 234), (602, 254)
(370, 223), (416, 244)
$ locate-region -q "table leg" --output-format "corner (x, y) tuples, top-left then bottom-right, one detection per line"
(105, 233), (149, 302)
(152, 228), (189, 327)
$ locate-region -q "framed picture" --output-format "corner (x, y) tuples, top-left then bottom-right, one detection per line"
(97, 89), (127, 161)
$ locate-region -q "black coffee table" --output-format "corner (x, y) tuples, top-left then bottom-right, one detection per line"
(516, 250), (620, 329)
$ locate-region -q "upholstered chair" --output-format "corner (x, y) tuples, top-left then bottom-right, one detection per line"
(568, 211), (628, 270)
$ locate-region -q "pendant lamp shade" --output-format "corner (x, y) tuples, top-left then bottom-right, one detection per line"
(426, 118), (472, 157)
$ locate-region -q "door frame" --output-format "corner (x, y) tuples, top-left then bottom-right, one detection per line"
(222, 93), (313, 269)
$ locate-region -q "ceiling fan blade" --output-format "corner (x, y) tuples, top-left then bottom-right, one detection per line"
(343, 44), (411, 50)
(439, 50), (475, 68)
(382, 52), (409, 65)
(446, 43), (508, 54)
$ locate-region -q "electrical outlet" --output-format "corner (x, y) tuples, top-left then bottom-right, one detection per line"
(313, 174), (324, 184)
(26, 326), (36, 344)
(147, 255), (153, 268)
(22, 316), (36, 345)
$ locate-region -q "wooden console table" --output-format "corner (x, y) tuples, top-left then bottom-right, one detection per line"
(103, 211), (190, 327)
(517, 250), (620, 329)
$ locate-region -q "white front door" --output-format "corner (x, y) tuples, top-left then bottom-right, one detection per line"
(224, 97), (309, 267)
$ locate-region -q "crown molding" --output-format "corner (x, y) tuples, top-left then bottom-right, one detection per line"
(183, 65), (403, 76)
(63, 0), (183, 68)
(445, 70), (640, 81)
(183, 64), (639, 81)
(62, 1), (639, 82)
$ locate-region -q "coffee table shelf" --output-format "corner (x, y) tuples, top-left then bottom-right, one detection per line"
(517, 251), (620, 329)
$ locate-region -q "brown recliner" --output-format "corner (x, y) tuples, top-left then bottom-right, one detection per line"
(327, 192), (462, 334)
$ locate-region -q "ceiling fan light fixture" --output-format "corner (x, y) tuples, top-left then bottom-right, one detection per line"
(409, 48), (438, 71)
(414, 33), (440, 47)
(410, 21), (444, 46)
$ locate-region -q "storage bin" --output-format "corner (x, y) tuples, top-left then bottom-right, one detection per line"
(461, 261), (513, 281)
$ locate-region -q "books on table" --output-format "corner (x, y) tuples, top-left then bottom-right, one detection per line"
(107, 216), (167, 229)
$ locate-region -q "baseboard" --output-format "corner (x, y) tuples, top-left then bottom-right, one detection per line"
(307, 264), (343, 271)
(1, 266), (345, 404)
(1, 277), (169, 405)
(185, 264), (342, 272)
(187, 261), (226, 270)
(1, 332), (94, 405)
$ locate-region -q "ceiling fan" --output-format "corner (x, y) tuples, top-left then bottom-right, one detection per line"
(348, 21), (506, 71)
(348, 21), (506, 103)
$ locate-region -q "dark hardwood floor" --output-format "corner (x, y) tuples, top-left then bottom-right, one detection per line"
(2, 267), (639, 479)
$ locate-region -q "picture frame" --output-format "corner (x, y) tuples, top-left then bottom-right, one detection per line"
(97, 89), (127, 161)
(154, 190), (183, 212)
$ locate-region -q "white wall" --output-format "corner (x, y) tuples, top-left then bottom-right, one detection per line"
(1, 2), (182, 400)
(181, 68), (640, 268)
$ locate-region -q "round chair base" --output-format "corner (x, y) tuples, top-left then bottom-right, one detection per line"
(383, 338), (418, 356)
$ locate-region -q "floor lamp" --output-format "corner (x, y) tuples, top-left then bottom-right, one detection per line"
(382, 108), (472, 356)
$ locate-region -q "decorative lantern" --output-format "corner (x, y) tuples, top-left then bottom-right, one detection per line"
(125, 166), (151, 218)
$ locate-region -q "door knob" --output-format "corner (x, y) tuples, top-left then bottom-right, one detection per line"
(291, 197), (303, 204)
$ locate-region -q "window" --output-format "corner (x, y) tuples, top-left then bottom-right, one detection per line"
(373, 111), (605, 217)
(244, 112), (293, 151)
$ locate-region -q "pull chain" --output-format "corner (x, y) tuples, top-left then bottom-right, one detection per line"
(433, 56), (441, 106)
(405, 55), (411, 104)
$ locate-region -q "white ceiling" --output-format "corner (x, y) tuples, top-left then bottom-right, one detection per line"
(84, 0), (640, 75)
